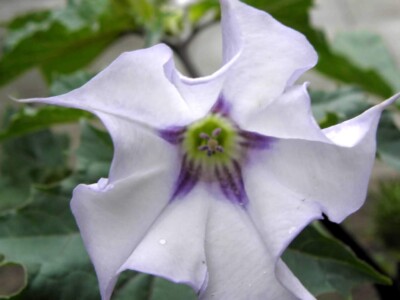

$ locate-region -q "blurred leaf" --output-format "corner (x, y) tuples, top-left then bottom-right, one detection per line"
(0, 185), (101, 300)
(128, 0), (164, 45)
(0, 71), (93, 142)
(310, 88), (400, 171)
(0, 0), (135, 86)
(0, 107), (91, 142)
(49, 70), (93, 96)
(188, 0), (219, 24)
(0, 121), (106, 299)
(243, 0), (394, 98)
(283, 225), (391, 297)
(377, 111), (400, 172)
(310, 87), (370, 124)
(373, 182), (400, 251)
(65, 122), (113, 186)
(114, 272), (197, 300)
(0, 124), (70, 214)
(333, 31), (400, 91)
(0, 256), (27, 299)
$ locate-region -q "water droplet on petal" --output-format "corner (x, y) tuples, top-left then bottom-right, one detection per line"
(159, 239), (167, 245)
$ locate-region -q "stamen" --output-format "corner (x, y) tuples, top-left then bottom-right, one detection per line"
(212, 127), (222, 137)
(199, 133), (210, 140)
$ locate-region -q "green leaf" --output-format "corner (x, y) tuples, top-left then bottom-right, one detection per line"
(0, 124), (70, 214)
(0, 183), (101, 300)
(0, 255), (27, 299)
(0, 106), (91, 142)
(283, 225), (391, 297)
(377, 111), (400, 172)
(310, 88), (400, 171)
(0, 71), (93, 142)
(310, 87), (370, 124)
(114, 272), (197, 300)
(188, 0), (220, 24)
(244, 0), (394, 98)
(70, 122), (113, 185)
(49, 70), (93, 96)
(0, 0), (134, 86)
(333, 31), (400, 91)
(373, 182), (400, 252)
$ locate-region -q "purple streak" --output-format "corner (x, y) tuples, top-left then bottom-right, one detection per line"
(215, 162), (249, 207)
(239, 130), (275, 150)
(210, 95), (231, 116)
(159, 126), (186, 145)
(171, 155), (200, 200)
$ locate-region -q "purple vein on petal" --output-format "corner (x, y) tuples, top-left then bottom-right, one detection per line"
(171, 155), (200, 201)
(159, 126), (186, 145)
(210, 94), (231, 116)
(239, 130), (275, 150)
(215, 162), (248, 207)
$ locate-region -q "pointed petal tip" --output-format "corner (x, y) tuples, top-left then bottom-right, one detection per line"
(383, 91), (400, 107)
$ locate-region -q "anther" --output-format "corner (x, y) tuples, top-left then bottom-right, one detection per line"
(212, 128), (222, 137)
(199, 133), (210, 140)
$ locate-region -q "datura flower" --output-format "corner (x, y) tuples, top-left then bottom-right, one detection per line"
(21, 0), (399, 299)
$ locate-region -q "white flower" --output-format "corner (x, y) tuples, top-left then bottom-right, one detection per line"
(22, 0), (399, 299)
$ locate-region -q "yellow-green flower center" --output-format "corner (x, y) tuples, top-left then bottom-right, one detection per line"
(183, 114), (239, 166)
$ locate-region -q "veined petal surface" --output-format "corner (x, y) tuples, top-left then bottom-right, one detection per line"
(96, 113), (180, 182)
(241, 83), (328, 141)
(201, 197), (314, 300)
(71, 142), (178, 300)
(254, 93), (400, 223)
(20, 44), (195, 128)
(119, 183), (211, 292)
(220, 0), (318, 120)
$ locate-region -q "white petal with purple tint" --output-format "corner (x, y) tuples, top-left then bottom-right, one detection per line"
(20, 44), (195, 128)
(220, 0), (318, 120)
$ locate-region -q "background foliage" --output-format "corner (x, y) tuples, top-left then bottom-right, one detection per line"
(0, 0), (399, 299)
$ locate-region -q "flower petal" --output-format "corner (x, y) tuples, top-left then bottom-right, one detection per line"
(253, 94), (399, 223)
(239, 83), (328, 141)
(243, 169), (322, 258)
(166, 53), (239, 120)
(20, 44), (195, 128)
(96, 113), (179, 182)
(200, 198), (313, 300)
(220, 0), (318, 117)
(243, 163), (321, 298)
(71, 158), (178, 300)
(119, 183), (211, 292)
(323, 93), (400, 147)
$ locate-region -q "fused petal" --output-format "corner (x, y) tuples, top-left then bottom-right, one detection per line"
(255, 94), (400, 223)
(240, 83), (328, 141)
(20, 44), (195, 128)
(96, 113), (179, 182)
(200, 197), (314, 300)
(220, 0), (318, 119)
(71, 153), (178, 300)
(119, 183), (211, 292)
